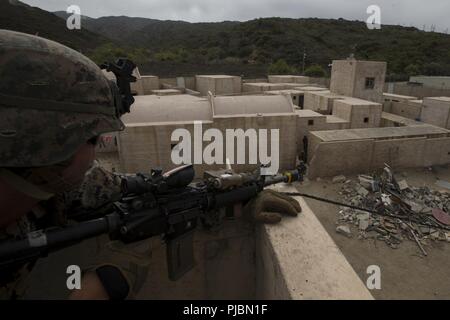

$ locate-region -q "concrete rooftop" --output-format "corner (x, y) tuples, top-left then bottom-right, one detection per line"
(122, 94), (212, 124)
(311, 125), (449, 142)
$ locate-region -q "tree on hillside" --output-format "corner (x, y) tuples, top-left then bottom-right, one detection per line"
(268, 59), (298, 75)
(88, 43), (149, 65)
(304, 64), (327, 77)
(404, 64), (421, 76)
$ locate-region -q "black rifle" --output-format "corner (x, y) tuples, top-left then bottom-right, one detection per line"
(0, 164), (305, 281)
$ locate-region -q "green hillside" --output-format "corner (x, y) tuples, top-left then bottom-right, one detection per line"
(4, 2), (450, 78)
(0, 0), (108, 52)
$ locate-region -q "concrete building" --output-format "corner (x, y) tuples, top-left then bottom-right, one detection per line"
(410, 76), (450, 90)
(421, 97), (450, 129)
(382, 93), (422, 120)
(330, 59), (387, 103)
(263, 87), (328, 109)
(304, 91), (346, 114)
(380, 112), (423, 127)
(195, 75), (242, 96)
(293, 86), (327, 92)
(151, 89), (182, 96)
(268, 75), (310, 84)
(332, 97), (383, 129)
(134, 76), (160, 95)
(117, 94), (297, 177)
(242, 82), (307, 93)
(308, 124), (450, 178)
(264, 89), (306, 107)
(106, 64), (450, 183)
(295, 110), (349, 156)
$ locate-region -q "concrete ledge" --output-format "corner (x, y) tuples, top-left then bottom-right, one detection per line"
(256, 184), (373, 300)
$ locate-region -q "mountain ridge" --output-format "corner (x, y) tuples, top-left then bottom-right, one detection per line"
(2, 1), (450, 77)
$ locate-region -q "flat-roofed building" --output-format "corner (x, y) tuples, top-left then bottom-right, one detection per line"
(421, 97), (450, 129)
(332, 97), (382, 129)
(195, 75), (242, 96)
(330, 59), (387, 103)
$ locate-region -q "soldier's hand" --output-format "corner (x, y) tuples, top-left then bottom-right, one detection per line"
(244, 189), (301, 224)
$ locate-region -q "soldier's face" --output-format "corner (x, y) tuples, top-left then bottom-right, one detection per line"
(60, 142), (96, 187)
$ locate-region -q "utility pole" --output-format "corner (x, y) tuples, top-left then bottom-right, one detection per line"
(302, 49), (307, 75)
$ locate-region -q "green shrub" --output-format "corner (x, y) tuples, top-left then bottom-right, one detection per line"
(404, 64), (421, 76)
(304, 64), (327, 77)
(268, 59), (297, 74)
(88, 43), (149, 65)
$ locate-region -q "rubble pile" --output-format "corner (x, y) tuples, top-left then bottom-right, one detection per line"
(335, 166), (450, 255)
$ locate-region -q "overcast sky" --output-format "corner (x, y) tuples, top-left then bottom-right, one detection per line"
(21, 0), (450, 32)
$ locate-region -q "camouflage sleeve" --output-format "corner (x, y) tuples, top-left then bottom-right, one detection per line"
(64, 160), (122, 210)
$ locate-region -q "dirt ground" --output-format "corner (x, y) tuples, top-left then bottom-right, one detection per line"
(296, 165), (450, 300)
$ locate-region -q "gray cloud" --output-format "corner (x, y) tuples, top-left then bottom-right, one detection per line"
(21, 0), (450, 32)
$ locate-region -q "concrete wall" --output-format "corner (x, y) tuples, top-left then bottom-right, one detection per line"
(137, 76), (160, 95)
(385, 82), (450, 99)
(243, 83), (302, 93)
(160, 77), (196, 90)
(389, 100), (422, 120)
(330, 60), (386, 103)
(212, 115), (298, 174)
(421, 97), (450, 129)
(307, 127), (450, 178)
(196, 75), (242, 96)
(371, 137), (426, 168)
(151, 89), (182, 96)
(330, 60), (356, 97)
(308, 139), (374, 177)
(423, 137), (450, 166)
(353, 61), (387, 103)
(296, 110), (327, 155)
(380, 112), (422, 127)
(310, 77), (331, 88)
(332, 98), (382, 129)
(268, 75), (310, 84)
(410, 76), (450, 90)
(295, 110), (350, 157)
(264, 90), (305, 107)
(118, 123), (198, 175)
(256, 185), (373, 300)
(118, 114), (298, 179)
(304, 91), (346, 114)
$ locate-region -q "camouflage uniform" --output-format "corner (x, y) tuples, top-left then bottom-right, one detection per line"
(0, 29), (145, 299)
(0, 162), (151, 299)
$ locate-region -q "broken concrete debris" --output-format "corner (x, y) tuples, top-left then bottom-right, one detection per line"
(436, 180), (450, 191)
(336, 165), (450, 255)
(357, 213), (370, 231)
(356, 184), (369, 197)
(332, 175), (347, 184)
(336, 225), (352, 238)
(397, 180), (409, 191)
(358, 175), (379, 192)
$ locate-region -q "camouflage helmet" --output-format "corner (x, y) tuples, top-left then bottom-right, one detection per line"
(0, 29), (125, 167)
